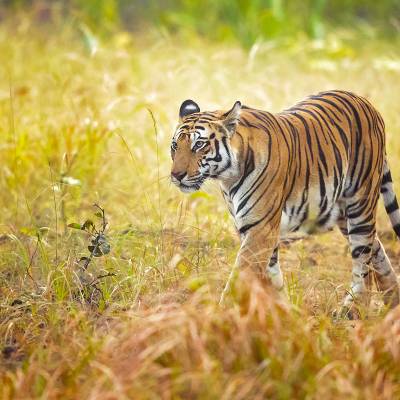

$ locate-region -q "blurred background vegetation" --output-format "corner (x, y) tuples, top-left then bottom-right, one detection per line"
(1, 2), (400, 398)
(1, 0), (399, 47)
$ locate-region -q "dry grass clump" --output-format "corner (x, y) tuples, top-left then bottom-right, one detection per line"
(3, 277), (400, 399)
(1, 13), (400, 399)
(94, 298), (400, 400)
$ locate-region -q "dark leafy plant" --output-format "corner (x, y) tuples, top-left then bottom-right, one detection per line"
(68, 204), (114, 305)
(68, 203), (111, 270)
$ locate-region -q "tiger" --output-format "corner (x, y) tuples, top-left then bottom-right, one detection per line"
(170, 90), (400, 318)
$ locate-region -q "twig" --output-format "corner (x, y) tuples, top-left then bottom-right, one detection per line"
(48, 162), (58, 264)
(147, 108), (165, 273)
(26, 237), (40, 290)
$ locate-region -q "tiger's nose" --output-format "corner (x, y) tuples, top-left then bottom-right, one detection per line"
(171, 171), (186, 181)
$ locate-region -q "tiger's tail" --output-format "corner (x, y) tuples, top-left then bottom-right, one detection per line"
(381, 158), (400, 238)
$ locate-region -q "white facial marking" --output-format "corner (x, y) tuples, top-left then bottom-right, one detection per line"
(184, 104), (198, 113)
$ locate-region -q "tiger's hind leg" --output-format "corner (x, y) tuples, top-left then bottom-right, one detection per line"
(266, 246), (284, 290)
(337, 207), (374, 319)
(337, 209), (399, 315)
(371, 237), (400, 308)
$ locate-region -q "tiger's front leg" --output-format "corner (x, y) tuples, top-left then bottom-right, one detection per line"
(267, 246), (284, 290)
(219, 224), (281, 304)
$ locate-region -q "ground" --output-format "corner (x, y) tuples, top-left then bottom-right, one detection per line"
(1, 19), (400, 399)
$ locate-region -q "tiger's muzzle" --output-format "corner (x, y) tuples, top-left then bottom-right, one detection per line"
(171, 171), (205, 193)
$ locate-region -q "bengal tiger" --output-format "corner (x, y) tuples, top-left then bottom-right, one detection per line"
(170, 90), (400, 318)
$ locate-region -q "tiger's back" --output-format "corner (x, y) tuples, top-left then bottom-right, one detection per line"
(236, 90), (386, 236)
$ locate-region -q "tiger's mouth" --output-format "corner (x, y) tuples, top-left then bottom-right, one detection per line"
(171, 170), (206, 193)
(174, 177), (205, 193)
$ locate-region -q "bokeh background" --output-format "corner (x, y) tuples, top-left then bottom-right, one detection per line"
(3, 0), (400, 44)
(1, 1), (400, 399)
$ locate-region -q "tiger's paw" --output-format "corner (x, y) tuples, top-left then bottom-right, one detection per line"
(266, 266), (284, 291)
(332, 305), (361, 321)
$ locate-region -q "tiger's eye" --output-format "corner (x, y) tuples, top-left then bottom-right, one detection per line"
(193, 141), (205, 151)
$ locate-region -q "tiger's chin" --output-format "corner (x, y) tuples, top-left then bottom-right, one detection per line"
(176, 177), (206, 193)
(178, 182), (203, 193)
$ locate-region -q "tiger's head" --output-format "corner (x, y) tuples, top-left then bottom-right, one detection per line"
(170, 99), (241, 193)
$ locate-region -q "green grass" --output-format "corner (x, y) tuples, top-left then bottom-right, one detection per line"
(1, 15), (400, 399)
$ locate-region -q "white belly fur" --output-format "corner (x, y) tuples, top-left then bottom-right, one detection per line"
(280, 185), (341, 236)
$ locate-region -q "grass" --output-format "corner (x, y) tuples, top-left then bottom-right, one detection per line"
(1, 15), (400, 399)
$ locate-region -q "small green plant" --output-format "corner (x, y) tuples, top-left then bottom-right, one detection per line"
(68, 204), (113, 304)
(68, 203), (111, 268)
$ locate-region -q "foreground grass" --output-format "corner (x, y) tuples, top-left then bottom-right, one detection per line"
(1, 16), (400, 399)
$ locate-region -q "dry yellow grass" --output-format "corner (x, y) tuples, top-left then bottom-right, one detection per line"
(1, 15), (400, 399)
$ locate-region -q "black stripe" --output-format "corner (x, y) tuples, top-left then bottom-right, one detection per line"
(318, 212), (331, 227)
(351, 245), (371, 259)
(317, 166), (327, 210)
(239, 166), (281, 217)
(239, 211), (271, 235)
(205, 140), (222, 162)
(289, 112), (314, 163)
(215, 137), (232, 176)
(386, 198), (399, 214)
(268, 247), (279, 264)
(381, 186), (389, 193)
(382, 171), (393, 185)
(352, 146), (367, 192)
(239, 201), (283, 235)
(348, 225), (374, 235)
(393, 224), (400, 238)
(229, 143), (256, 197)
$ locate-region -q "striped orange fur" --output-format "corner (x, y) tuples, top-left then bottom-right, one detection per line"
(171, 91), (400, 318)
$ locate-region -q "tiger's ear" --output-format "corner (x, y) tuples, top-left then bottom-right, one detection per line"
(179, 99), (200, 121)
(222, 101), (241, 136)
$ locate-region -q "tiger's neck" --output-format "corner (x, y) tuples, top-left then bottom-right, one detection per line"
(218, 129), (273, 221)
